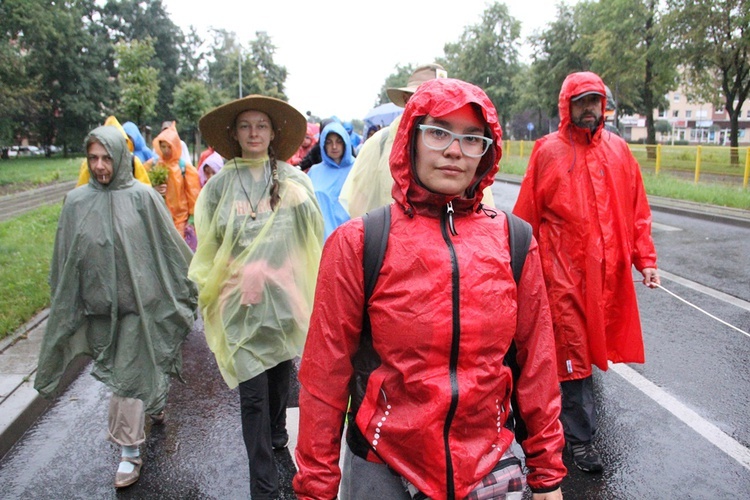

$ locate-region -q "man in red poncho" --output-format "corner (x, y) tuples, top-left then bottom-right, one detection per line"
(513, 71), (660, 474)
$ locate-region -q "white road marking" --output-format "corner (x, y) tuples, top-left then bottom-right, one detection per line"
(652, 222), (682, 232)
(611, 362), (750, 471)
(660, 270), (750, 313)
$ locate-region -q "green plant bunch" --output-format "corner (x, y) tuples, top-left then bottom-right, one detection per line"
(0, 203), (61, 339)
(147, 165), (168, 186)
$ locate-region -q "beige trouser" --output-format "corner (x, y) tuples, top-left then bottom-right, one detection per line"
(107, 394), (146, 446)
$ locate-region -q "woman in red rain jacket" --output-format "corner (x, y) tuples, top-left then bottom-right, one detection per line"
(294, 78), (565, 500)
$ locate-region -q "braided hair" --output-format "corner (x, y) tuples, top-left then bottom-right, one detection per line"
(268, 145), (281, 211)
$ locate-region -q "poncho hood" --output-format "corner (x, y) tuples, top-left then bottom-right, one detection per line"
(389, 78), (502, 215)
(86, 125), (136, 191)
(319, 121), (355, 169)
(153, 125), (184, 167)
(558, 71), (607, 141)
(123, 121), (156, 164)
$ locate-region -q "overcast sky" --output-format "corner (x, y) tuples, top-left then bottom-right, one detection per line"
(162, 0), (574, 122)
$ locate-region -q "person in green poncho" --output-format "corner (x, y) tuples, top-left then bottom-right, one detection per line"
(192, 96), (324, 499)
(35, 125), (198, 489)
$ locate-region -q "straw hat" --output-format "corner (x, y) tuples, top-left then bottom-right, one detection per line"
(199, 95), (306, 161)
(386, 63), (448, 107)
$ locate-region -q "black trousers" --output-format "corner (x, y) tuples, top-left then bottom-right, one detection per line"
(560, 375), (598, 445)
(238, 359), (292, 500)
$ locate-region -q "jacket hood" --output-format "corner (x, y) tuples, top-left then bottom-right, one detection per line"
(122, 121), (148, 152)
(389, 78), (502, 214)
(558, 71), (607, 137)
(153, 125), (183, 166)
(319, 121), (355, 169)
(85, 125), (135, 190)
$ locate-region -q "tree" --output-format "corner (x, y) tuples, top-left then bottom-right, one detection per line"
(172, 80), (212, 163)
(1, 0), (116, 153)
(442, 2), (522, 125)
(667, 0), (750, 161)
(206, 30), (288, 101)
(582, 0), (677, 147)
(101, 0), (185, 125)
(528, 2), (593, 121)
(115, 38), (160, 126)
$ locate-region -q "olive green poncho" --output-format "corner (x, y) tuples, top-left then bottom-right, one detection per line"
(35, 125), (198, 413)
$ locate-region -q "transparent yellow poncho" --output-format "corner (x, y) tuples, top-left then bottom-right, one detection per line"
(189, 158), (324, 388)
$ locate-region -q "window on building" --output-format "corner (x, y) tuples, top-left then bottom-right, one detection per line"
(746, 110), (750, 118)
(673, 110), (679, 117)
(696, 109), (708, 118)
(673, 93), (680, 101)
(686, 110), (692, 118)
(658, 109), (666, 117)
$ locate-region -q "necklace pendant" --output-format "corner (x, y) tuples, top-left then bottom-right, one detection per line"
(250, 211), (256, 219)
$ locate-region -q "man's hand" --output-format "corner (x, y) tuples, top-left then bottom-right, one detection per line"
(533, 487), (563, 499)
(155, 183), (167, 196)
(641, 267), (660, 288)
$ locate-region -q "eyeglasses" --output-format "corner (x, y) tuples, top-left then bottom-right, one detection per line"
(417, 124), (492, 158)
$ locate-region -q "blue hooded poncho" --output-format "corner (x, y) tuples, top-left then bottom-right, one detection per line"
(307, 122), (355, 240)
(123, 121), (157, 164)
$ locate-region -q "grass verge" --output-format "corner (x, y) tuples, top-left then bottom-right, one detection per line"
(0, 156), (82, 193)
(0, 203), (61, 339)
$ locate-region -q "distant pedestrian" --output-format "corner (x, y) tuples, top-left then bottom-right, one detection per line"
(513, 71), (660, 474)
(146, 124), (201, 249)
(35, 125), (197, 489)
(192, 95), (324, 499)
(198, 151), (224, 187)
(307, 121), (355, 239)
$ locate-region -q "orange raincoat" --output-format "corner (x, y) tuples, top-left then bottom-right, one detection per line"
(513, 71), (657, 382)
(149, 126), (201, 237)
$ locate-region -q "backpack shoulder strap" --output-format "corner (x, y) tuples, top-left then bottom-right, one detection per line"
(362, 205), (391, 302)
(502, 211), (532, 284)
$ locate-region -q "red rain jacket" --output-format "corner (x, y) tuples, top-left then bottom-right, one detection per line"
(513, 71), (657, 382)
(294, 79), (565, 499)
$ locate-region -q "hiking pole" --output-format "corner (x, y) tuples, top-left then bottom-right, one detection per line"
(654, 283), (750, 339)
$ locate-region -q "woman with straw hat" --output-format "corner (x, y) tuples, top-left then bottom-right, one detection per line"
(191, 95), (324, 498)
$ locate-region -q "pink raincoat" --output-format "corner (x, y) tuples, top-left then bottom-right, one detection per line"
(513, 71), (658, 382)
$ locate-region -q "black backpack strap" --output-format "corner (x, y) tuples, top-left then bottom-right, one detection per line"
(502, 210), (532, 285)
(363, 205), (391, 302)
(501, 211), (533, 444)
(347, 205), (391, 461)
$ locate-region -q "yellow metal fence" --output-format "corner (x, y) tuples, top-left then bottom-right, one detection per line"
(502, 140), (750, 189)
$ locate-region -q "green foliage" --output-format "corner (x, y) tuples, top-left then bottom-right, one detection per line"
(115, 38), (160, 125)
(443, 2), (522, 124)
(0, 203), (61, 339)
(666, 0), (750, 148)
(102, 0), (185, 126)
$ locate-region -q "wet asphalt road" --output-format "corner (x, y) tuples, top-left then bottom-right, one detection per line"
(0, 181), (749, 499)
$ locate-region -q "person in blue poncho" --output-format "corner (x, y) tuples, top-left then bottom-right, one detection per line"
(307, 121), (355, 240)
(122, 121), (157, 164)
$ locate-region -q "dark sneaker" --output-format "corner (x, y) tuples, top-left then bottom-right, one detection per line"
(272, 431), (289, 450)
(568, 441), (603, 473)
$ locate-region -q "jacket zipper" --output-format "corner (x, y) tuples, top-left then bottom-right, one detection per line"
(441, 204), (460, 499)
